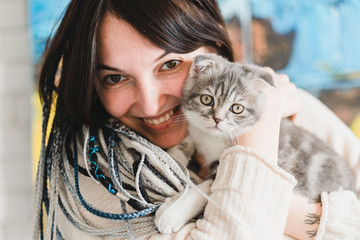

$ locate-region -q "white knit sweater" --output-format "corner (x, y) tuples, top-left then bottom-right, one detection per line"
(57, 89), (360, 239)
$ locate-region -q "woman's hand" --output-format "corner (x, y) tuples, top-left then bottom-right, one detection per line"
(267, 68), (300, 120)
(234, 69), (300, 164)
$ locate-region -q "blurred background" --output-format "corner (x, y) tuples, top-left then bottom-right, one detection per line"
(0, 0), (359, 239)
(218, 0), (360, 128)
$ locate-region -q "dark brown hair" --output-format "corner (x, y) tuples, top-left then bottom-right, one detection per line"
(38, 0), (234, 127)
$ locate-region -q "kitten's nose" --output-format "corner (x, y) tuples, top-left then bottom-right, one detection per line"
(214, 117), (222, 124)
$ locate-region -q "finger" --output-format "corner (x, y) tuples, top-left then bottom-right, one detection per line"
(273, 73), (290, 86)
(282, 89), (301, 118)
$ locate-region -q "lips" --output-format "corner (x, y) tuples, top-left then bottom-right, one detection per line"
(143, 109), (174, 125)
(141, 106), (180, 128)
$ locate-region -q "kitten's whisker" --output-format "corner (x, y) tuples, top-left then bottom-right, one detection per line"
(172, 112), (186, 117)
(170, 115), (189, 124)
(172, 120), (189, 124)
(231, 130), (242, 145)
(170, 117), (189, 123)
(229, 130), (236, 140)
(171, 116), (188, 121)
(170, 114), (187, 119)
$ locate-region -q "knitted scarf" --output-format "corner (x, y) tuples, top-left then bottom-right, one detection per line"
(32, 112), (192, 239)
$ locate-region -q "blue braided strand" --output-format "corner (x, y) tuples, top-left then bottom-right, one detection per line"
(91, 160), (106, 181)
(73, 133), (158, 220)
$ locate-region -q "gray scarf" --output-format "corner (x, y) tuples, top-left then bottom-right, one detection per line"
(33, 116), (191, 240)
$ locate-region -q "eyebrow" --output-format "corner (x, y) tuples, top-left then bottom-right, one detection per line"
(156, 51), (171, 61)
(97, 51), (171, 71)
(97, 64), (120, 71)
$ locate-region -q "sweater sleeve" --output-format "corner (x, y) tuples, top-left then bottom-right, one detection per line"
(192, 146), (296, 240)
(315, 190), (360, 239)
(150, 146), (296, 240)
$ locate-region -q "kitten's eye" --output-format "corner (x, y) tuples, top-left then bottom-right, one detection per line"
(200, 94), (214, 106)
(230, 104), (245, 114)
(161, 60), (181, 70)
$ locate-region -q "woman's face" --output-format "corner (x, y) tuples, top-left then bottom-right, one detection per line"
(96, 13), (208, 149)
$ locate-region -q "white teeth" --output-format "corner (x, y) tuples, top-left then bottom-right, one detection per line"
(143, 110), (174, 125)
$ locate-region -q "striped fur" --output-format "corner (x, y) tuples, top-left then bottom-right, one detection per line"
(157, 54), (356, 233)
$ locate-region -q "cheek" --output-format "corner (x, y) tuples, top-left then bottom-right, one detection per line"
(97, 90), (134, 118)
(175, 81), (185, 97)
(171, 74), (188, 99)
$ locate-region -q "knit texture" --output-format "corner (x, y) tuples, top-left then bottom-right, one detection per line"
(191, 146), (296, 240)
(33, 117), (193, 239)
(316, 190), (360, 240)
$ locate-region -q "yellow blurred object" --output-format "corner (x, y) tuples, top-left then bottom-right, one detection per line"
(32, 92), (42, 179)
(32, 58), (61, 179)
(32, 92), (56, 179)
(350, 113), (360, 138)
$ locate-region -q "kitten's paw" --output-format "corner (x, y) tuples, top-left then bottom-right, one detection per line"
(155, 196), (188, 234)
(154, 180), (212, 234)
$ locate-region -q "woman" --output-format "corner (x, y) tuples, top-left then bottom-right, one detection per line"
(34, 0), (360, 239)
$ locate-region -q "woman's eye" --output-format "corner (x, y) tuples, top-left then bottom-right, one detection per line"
(161, 60), (181, 70)
(230, 104), (245, 114)
(104, 74), (126, 84)
(200, 94), (214, 106)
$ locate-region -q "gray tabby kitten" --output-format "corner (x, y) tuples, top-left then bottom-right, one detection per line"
(155, 53), (355, 233)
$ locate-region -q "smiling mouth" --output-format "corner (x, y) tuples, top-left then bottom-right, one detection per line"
(142, 106), (180, 125)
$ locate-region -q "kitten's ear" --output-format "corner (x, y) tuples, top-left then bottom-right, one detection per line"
(250, 78), (270, 91)
(257, 71), (275, 87)
(191, 54), (218, 75)
(243, 64), (275, 87)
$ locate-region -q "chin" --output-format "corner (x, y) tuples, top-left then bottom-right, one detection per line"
(148, 128), (188, 149)
(153, 135), (187, 149)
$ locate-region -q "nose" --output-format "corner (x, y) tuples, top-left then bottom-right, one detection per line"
(212, 111), (223, 124)
(136, 76), (165, 116)
(214, 117), (222, 124)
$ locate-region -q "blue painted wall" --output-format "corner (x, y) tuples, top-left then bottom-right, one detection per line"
(29, 0), (360, 89)
(28, 0), (70, 64)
